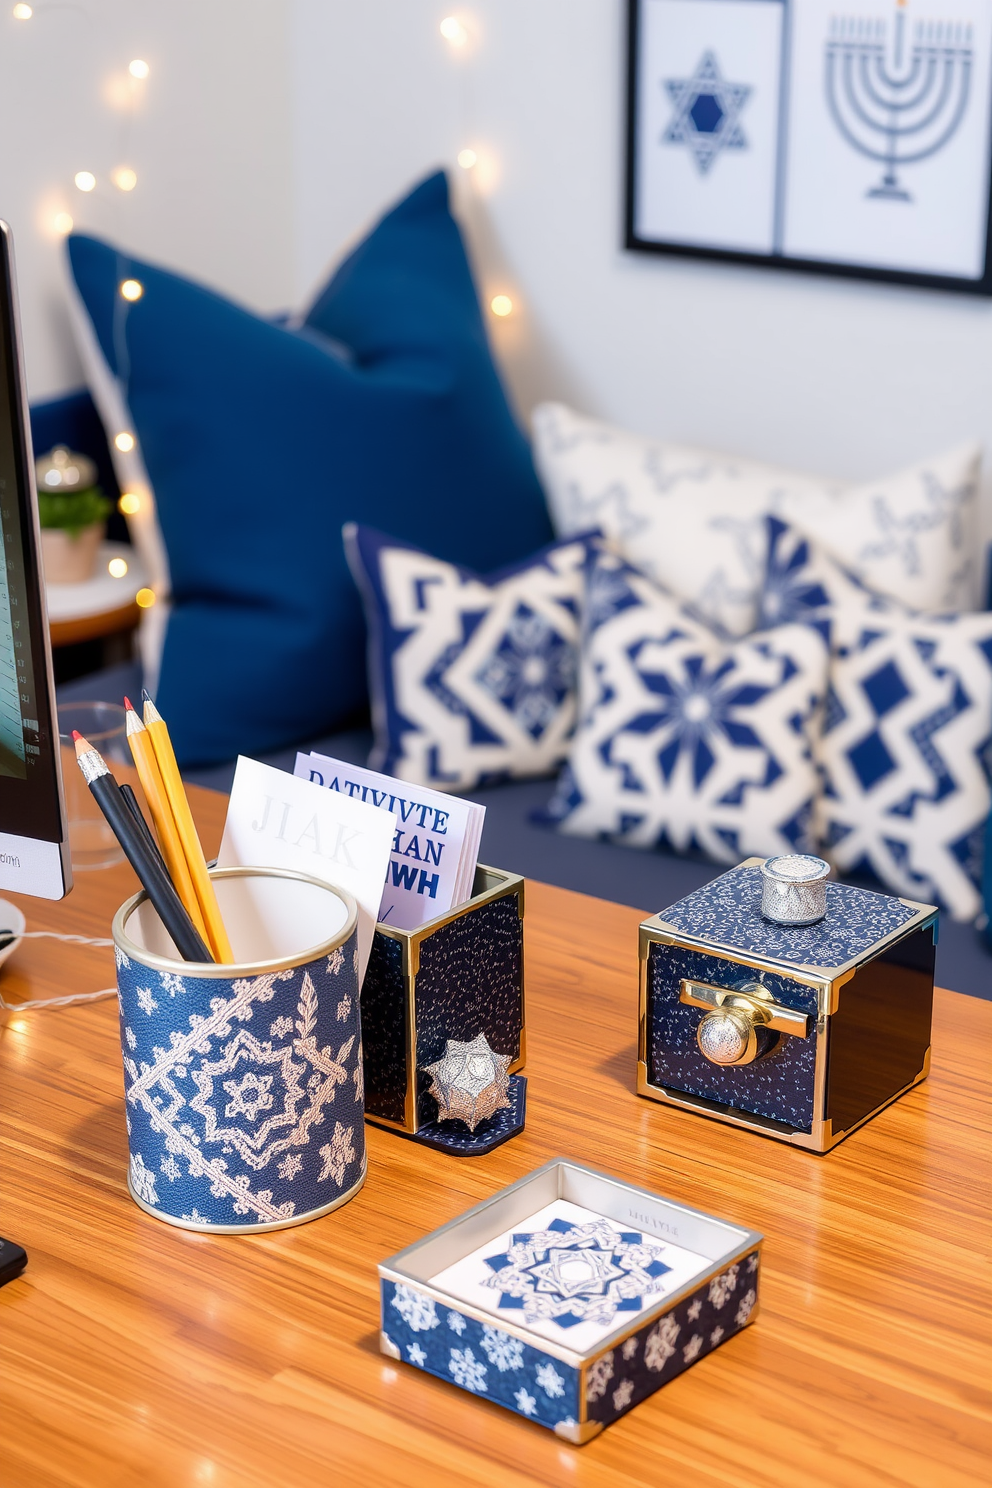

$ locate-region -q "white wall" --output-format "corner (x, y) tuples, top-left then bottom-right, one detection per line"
(6, 0), (992, 542)
(291, 0), (992, 514)
(0, 0), (294, 400)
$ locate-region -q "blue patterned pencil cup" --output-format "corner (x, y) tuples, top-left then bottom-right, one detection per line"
(112, 866), (366, 1232)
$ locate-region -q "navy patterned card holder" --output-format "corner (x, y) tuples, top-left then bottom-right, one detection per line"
(362, 864), (527, 1155)
(638, 856), (938, 1153)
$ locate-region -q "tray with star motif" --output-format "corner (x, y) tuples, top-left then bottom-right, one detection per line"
(378, 1157), (761, 1443)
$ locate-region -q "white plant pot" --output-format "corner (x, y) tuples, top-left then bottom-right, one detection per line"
(41, 523), (105, 584)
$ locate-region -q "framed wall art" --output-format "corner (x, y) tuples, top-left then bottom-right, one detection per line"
(625, 0), (992, 293)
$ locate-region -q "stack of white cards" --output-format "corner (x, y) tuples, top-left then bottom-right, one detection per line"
(295, 751), (485, 932)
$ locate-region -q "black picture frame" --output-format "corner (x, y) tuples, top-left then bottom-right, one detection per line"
(624, 0), (992, 296)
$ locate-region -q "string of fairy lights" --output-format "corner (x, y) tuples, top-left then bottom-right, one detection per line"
(11, 6), (514, 605)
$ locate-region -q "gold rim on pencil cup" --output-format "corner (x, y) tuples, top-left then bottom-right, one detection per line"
(112, 863), (359, 976)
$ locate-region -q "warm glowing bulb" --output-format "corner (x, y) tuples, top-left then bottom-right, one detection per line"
(490, 294), (513, 318)
(74, 171), (96, 193)
(108, 557), (129, 578)
(135, 587), (156, 608)
(128, 58), (149, 79)
(118, 492), (141, 515)
(112, 167), (137, 192)
(12, 3), (32, 18)
(53, 212), (74, 236)
(439, 15), (467, 45)
(120, 279), (143, 301)
(115, 432), (135, 452)
(457, 148), (477, 169)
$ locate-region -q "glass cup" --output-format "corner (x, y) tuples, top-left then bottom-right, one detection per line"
(57, 700), (129, 870)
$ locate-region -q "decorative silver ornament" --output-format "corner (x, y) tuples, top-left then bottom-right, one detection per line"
(423, 1033), (512, 1131)
(760, 854), (830, 925)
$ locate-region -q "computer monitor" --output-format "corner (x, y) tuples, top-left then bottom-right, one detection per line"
(0, 222), (71, 899)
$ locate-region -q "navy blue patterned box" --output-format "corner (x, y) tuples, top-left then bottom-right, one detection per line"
(379, 1158), (761, 1444)
(361, 864), (526, 1153)
(638, 858), (938, 1153)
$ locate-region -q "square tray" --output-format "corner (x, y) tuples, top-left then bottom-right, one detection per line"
(378, 1157), (761, 1443)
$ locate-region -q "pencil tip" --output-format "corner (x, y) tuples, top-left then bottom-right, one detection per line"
(124, 696), (134, 711)
(73, 732), (92, 757)
(71, 730), (82, 741)
(141, 688), (152, 703)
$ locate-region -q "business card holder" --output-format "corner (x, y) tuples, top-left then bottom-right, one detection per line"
(379, 1158), (761, 1442)
(362, 864), (526, 1155)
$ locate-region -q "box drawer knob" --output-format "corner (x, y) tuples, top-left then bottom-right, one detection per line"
(680, 978), (808, 1066)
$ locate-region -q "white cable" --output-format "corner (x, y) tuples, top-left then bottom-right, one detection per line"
(0, 931), (117, 1013)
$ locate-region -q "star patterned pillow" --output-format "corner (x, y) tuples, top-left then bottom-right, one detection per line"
(533, 402), (982, 638)
(759, 516), (992, 921)
(544, 548), (829, 864)
(344, 524), (600, 789)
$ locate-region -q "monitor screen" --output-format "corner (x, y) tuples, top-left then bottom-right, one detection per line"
(0, 222), (70, 897)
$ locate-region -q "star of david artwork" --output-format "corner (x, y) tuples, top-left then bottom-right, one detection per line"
(662, 50), (751, 175)
(481, 1218), (672, 1329)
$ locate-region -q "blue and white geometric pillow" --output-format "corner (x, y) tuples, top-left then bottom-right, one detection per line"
(344, 524), (600, 790)
(533, 402), (983, 636)
(759, 517), (992, 921)
(544, 549), (830, 863)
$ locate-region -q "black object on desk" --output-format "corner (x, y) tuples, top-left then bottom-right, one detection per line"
(0, 1236), (27, 1288)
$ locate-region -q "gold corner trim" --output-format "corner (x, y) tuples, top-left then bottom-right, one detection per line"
(554, 1419), (604, 1446)
(823, 1063), (931, 1151)
(636, 1059), (651, 1096)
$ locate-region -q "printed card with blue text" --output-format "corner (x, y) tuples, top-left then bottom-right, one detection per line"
(295, 752), (485, 931)
(217, 756), (397, 981)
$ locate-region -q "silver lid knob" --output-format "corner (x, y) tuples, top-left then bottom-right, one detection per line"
(760, 854), (829, 925)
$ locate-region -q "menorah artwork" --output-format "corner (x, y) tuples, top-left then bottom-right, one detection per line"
(825, 10), (974, 201)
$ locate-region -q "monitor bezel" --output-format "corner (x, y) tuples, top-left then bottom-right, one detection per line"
(0, 221), (71, 858)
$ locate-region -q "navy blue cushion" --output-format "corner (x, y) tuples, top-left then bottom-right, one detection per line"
(67, 171), (552, 766)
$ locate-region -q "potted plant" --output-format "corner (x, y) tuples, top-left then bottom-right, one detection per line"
(36, 446), (112, 584)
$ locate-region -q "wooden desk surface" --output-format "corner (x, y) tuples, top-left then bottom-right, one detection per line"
(0, 782), (989, 1488)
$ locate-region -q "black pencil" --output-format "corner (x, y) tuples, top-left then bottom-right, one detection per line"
(119, 782), (170, 881)
(73, 732), (213, 963)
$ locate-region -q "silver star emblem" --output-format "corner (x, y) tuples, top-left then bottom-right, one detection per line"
(423, 1033), (512, 1131)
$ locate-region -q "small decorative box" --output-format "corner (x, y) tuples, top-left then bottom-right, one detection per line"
(379, 1158), (761, 1444)
(362, 864), (526, 1155)
(638, 857), (938, 1154)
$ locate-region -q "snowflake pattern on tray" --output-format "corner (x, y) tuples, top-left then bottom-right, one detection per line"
(584, 1251), (761, 1426)
(381, 1279), (580, 1432)
(115, 928), (364, 1228)
(480, 1217), (672, 1329)
(381, 1251), (759, 1436)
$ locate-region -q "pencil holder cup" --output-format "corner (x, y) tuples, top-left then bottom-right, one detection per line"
(112, 866), (366, 1233)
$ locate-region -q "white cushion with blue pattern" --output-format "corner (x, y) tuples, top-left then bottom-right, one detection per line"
(544, 548), (830, 863)
(533, 402), (982, 639)
(760, 517), (992, 921)
(344, 524), (598, 789)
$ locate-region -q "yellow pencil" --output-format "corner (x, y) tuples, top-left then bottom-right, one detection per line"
(124, 699), (209, 944)
(141, 694), (234, 963)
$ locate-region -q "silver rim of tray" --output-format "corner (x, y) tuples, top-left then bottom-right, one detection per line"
(112, 864), (359, 977)
(126, 1159), (368, 1232)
